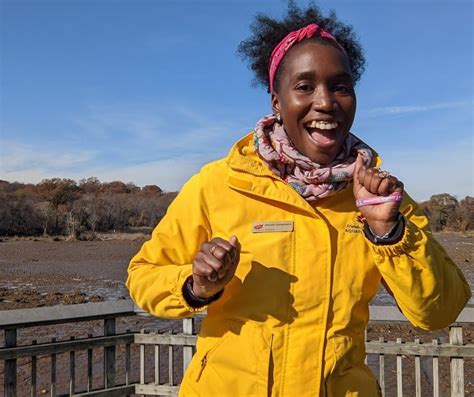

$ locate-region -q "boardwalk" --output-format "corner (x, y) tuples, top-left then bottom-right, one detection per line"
(1, 301), (473, 396)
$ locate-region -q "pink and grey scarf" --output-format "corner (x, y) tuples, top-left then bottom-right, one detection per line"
(254, 114), (374, 202)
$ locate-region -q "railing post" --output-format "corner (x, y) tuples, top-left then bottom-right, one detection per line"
(5, 328), (17, 397)
(449, 325), (464, 397)
(104, 317), (116, 388)
(183, 317), (194, 372)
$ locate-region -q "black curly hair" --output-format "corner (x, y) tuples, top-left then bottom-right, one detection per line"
(238, 1), (366, 93)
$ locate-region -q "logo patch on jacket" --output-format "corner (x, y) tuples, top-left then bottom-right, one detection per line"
(344, 223), (363, 234)
(252, 221), (294, 233)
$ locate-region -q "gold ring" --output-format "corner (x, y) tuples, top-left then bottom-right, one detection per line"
(210, 245), (217, 256)
(377, 170), (390, 178)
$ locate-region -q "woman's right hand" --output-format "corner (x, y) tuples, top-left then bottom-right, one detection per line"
(192, 235), (240, 298)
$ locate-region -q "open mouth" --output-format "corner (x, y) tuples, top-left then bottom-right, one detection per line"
(305, 120), (339, 146)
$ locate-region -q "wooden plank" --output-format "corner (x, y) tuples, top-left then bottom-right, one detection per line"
(72, 384), (136, 396)
(396, 338), (403, 397)
(31, 340), (37, 397)
(182, 317), (194, 372)
(368, 306), (474, 323)
(365, 340), (474, 357)
(70, 336), (76, 395)
(154, 344), (160, 385)
(364, 328), (368, 365)
(51, 337), (57, 397)
(135, 383), (179, 396)
(134, 333), (197, 346)
(378, 337), (385, 397)
(140, 330), (145, 385)
(87, 334), (93, 392)
(103, 318), (116, 388)
(125, 329), (131, 386)
(0, 300), (136, 329)
(0, 334), (134, 360)
(432, 339), (439, 397)
(5, 328), (17, 397)
(169, 344), (174, 386)
(450, 326), (464, 397)
(414, 338), (421, 397)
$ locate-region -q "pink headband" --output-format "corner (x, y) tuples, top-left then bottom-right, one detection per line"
(268, 23), (346, 93)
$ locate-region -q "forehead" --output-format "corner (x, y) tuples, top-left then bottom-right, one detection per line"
(279, 41), (352, 80)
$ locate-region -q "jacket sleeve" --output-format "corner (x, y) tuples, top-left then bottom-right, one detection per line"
(367, 194), (471, 330)
(126, 172), (212, 318)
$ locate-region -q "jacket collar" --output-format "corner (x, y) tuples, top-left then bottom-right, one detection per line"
(225, 132), (318, 216)
(224, 131), (382, 217)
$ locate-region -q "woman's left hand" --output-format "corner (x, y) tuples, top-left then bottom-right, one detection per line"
(353, 154), (404, 236)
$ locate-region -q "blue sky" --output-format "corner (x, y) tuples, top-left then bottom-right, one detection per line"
(1, 0), (472, 201)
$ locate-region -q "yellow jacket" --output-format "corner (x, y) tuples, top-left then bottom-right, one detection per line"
(127, 133), (470, 397)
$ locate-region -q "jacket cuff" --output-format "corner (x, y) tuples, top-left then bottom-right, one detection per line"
(171, 267), (209, 313)
(363, 213), (405, 245)
(366, 218), (422, 257)
(181, 276), (224, 309)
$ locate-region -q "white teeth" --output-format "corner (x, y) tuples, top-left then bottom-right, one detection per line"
(307, 120), (338, 130)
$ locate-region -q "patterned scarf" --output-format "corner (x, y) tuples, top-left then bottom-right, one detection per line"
(254, 114), (374, 202)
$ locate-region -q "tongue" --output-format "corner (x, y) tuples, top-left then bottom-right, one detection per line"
(308, 128), (335, 145)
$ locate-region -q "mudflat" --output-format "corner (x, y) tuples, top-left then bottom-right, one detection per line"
(0, 232), (472, 310)
(0, 232), (472, 395)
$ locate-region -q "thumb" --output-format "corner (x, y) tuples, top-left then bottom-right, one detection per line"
(229, 235), (239, 248)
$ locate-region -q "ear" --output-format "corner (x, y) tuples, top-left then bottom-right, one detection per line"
(271, 92), (281, 115)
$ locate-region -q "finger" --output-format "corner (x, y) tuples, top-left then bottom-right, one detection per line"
(193, 256), (219, 281)
(360, 166), (375, 192)
(209, 244), (229, 261)
(390, 178), (404, 193)
(377, 177), (392, 196)
(201, 252), (228, 279)
(368, 173), (380, 194)
(353, 153), (364, 191)
(211, 237), (234, 251)
(195, 249), (227, 278)
(210, 238), (234, 258)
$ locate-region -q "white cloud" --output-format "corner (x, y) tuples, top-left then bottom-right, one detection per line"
(367, 101), (472, 117)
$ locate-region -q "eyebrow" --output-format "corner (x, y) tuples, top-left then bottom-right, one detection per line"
(291, 70), (353, 81)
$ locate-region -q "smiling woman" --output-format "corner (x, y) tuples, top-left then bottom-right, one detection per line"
(126, 2), (471, 397)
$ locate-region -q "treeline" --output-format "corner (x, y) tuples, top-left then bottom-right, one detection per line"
(0, 177), (177, 238)
(0, 178), (472, 237)
(420, 193), (473, 232)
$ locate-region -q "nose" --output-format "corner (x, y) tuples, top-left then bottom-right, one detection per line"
(312, 86), (337, 112)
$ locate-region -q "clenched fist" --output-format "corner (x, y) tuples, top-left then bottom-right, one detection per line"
(354, 154), (404, 236)
(192, 236), (241, 298)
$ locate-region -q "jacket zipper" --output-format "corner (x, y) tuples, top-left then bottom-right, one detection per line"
(195, 355), (207, 382)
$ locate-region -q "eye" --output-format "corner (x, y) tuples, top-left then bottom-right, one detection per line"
(334, 84), (353, 94)
(295, 83), (314, 92)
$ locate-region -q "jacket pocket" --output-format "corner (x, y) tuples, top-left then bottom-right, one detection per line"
(325, 335), (380, 397)
(194, 330), (233, 382)
(256, 333), (273, 397)
(192, 323), (273, 397)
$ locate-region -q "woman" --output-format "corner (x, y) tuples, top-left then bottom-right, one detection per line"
(127, 4), (470, 396)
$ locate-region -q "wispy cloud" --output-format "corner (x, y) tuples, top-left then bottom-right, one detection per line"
(0, 102), (246, 190)
(366, 101), (472, 117)
(71, 103), (242, 160)
(0, 152), (210, 192)
(0, 141), (97, 173)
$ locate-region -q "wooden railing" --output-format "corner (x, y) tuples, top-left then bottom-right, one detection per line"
(1, 301), (473, 396)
